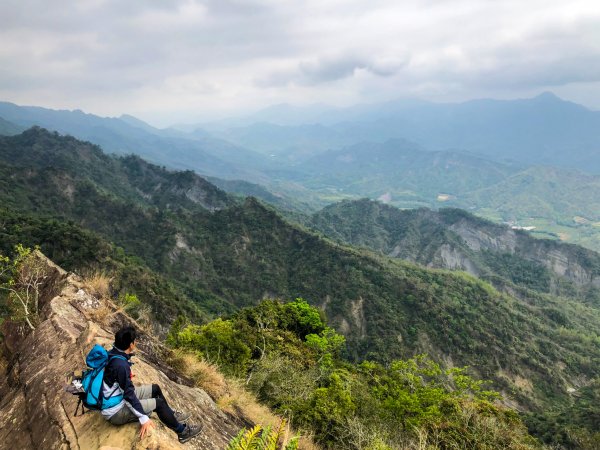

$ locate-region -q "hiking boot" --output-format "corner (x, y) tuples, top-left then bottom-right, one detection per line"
(178, 423), (203, 444)
(173, 409), (191, 423)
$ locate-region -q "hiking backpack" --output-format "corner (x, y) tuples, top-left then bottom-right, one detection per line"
(66, 344), (127, 416)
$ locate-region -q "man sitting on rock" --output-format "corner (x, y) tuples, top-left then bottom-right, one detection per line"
(102, 325), (203, 443)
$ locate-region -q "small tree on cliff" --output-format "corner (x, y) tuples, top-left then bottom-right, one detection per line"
(0, 245), (48, 330)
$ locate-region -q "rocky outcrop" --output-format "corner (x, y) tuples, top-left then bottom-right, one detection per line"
(524, 244), (599, 286)
(443, 217), (600, 289)
(448, 220), (518, 253)
(431, 244), (479, 276)
(0, 253), (242, 450)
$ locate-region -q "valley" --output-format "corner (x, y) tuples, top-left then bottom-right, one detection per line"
(2, 96), (600, 253)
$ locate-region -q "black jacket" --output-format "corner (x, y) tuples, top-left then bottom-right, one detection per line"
(103, 347), (146, 417)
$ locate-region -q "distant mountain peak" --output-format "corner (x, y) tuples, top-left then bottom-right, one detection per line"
(533, 91), (560, 101)
(119, 113), (141, 121)
(118, 114), (156, 131)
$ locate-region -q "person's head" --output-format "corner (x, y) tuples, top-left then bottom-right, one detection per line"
(114, 325), (138, 352)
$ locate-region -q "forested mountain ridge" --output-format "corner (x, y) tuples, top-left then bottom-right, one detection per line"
(205, 176), (317, 214)
(0, 127), (238, 314)
(0, 128), (599, 446)
(292, 139), (600, 252)
(465, 165), (600, 246)
(309, 199), (600, 303)
(0, 127), (233, 212)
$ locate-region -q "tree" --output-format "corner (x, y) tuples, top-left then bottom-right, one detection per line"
(305, 327), (346, 370)
(0, 245), (48, 330)
(176, 319), (251, 375)
(282, 298), (325, 338)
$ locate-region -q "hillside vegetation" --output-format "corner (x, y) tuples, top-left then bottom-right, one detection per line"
(169, 298), (540, 449)
(0, 128), (599, 447)
(309, 199), (600, 304)
(296, 139), (520, 203)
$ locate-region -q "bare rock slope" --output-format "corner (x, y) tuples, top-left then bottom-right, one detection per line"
(0, 252), (242, 449)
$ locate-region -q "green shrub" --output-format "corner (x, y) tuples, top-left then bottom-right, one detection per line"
(176, 319), (251, 376)
(227, 420), (298, 450)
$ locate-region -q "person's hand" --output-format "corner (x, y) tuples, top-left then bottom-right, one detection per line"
(139, 419), (156, 439)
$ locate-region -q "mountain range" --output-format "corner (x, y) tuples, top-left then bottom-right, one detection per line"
(199, 92), (600, 171)
(295, 139), (600, 250)
(1, 91), (600, 447)
(3, 95), (600, 254)
(0, 127), (599, 442)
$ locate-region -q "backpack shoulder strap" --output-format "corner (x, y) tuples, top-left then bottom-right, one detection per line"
(105, 354), (128, 372)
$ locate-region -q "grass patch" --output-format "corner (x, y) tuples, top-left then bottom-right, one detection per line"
(82, 271), (113, 299)
(166, 348), (320, 449)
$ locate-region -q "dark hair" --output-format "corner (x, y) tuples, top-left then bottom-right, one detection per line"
(114, 326), (137, 350)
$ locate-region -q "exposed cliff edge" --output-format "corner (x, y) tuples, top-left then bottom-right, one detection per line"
(0, 252), (243, 450)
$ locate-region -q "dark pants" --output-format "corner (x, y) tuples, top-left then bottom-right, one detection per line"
(108, 384), (181, 431)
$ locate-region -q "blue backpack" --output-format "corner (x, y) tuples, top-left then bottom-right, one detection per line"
(68, 344), (127, 416)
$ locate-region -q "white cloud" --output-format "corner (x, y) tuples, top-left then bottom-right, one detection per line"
(0, 0), (599, 125)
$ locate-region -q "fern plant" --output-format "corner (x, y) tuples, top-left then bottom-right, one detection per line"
(226, 419), (299, 450)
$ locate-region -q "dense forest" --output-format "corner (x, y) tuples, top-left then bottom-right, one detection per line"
(0, 128), (599, 447)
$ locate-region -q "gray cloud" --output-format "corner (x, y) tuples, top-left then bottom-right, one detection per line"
(0, 0), (599, 124)
(257, 54), (405, 87)
(300, 57), (366, 84)
(299, 55), (403, 84)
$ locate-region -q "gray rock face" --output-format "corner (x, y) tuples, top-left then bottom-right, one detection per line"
(449, 221), (518, 253)
(0, 253), (242, 450)
(449, 220), (600, 287)
(523, 244), (598, 286)
(433, 244), (479, 276)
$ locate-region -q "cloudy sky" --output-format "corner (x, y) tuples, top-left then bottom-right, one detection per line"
(1, 0), (599, 126)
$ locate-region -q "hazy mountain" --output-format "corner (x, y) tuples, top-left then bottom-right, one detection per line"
(0, 101), (269, 180)
(294, 139), (522, 205)
(205, 122), (353, 161)
(118, 113), (160, 133)
(370, 92), (600, 171)
(206, 176), (317, 214)
(193, 102), (336, 129)
(0, 116), (24, 136)
(246, 102), (335, 125)
(210, 93), (600, 172)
